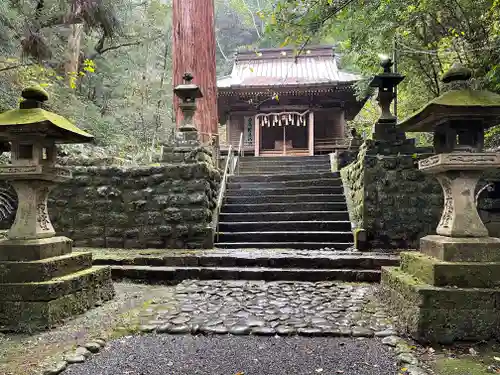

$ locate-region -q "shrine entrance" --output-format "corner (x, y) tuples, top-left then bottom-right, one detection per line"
(256, 111), (313, 156)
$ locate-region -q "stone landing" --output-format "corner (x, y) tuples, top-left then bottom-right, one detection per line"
(380, 235), (500, 344)
(0, 237), (114, 332)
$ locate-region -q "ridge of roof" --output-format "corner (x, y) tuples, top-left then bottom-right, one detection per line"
(235, 45), (336, 61)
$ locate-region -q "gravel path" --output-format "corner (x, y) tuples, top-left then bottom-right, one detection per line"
(64, 334), (398, 375)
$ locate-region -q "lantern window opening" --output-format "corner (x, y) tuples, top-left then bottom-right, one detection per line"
(18, 144), (33, 160)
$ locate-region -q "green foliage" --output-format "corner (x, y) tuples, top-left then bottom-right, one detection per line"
(0, 0), (273, 161)
(267, 0), (500, 147)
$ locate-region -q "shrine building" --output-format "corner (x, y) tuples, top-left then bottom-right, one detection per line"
(217, 46), (365, 156)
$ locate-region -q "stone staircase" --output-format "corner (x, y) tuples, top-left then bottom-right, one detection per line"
(215, 156), (354, 250)
(92, 249), (400, 283)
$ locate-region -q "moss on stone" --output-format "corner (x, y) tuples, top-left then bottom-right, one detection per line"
(0, 108), (93, 143)
(0, 273), (114, 332)
(381, 266), (500, 343)
(0, 266), (112, 302)
(0, 252), (93, 283)
(400, 252), (438, 285)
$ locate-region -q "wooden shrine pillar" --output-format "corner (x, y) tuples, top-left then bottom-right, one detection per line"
(254, 115), (260, 156)
(308, 111), (315, 156)
(339, 110), (346, 137)
(173, 0), (218, 141)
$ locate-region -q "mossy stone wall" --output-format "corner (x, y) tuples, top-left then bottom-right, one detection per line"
(340, 143), (367, 229)
(47, 161), (220, 249)
(341, 141), (443, 249)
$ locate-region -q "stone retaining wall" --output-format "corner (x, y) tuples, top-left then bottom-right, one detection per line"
(341, 141), (443, 249)
(47, 162), (220, 249)
(340, 144), (366, 229)
(362, 153), (442, 249)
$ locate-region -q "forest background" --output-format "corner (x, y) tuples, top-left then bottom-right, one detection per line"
(1, 0), (499, 162)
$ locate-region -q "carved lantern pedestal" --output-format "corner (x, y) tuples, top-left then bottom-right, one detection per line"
(380, 63), (500, 344)
(419, 153), (500, 238)
(0, 87), (114, 332)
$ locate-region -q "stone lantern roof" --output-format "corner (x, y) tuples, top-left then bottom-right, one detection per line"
(398, 63), (500, 132)
(0, 86), (93, 143)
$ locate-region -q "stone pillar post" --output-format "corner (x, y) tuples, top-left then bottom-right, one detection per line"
(9, 181), (57, 240)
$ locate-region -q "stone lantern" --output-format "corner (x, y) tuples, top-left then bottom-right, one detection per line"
(369, 57), (405, 141)
(0, 87), (94, 240)
(399, 63), (500, 237)
(0, 86), (114, 331)
(380, 64), (500, 344)
(173, 72), (203, 146)
(162, 73), (206, 163)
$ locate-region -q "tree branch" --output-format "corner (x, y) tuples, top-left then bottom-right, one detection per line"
(87, 36), (162, 60)
(0, 63), (35, 73)
(240, 0), (261, 38)
(216, 33), (229, 62)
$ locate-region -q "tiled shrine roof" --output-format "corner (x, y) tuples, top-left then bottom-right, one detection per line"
(217, 46), (360, 91)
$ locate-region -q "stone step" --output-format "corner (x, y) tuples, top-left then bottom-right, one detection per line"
(214, 242), (353, 250)
(238, 168), (331, 175)
(0, 252), (93, 283)
(238, 162), (331, 170)
(240, 156), (329, 162)
(216, 231), (353, 243)
(229, 172), (337, 183)
(218, 221), (352, 232)
(92, 249), (398, 270)
(225, 194), (346, 204)
(228, 178), (342, 189)
(221, 202), (347, 213)
(219, 211), (350, 222)
(109, 265), (381, 283)
(226, 186), (344, 196)
(0, 266), (112, 302)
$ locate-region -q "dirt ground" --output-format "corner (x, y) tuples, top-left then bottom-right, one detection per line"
(0, 283), (175, 375)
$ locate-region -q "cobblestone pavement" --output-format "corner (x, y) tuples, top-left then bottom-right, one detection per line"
(134, 280), (396, 337)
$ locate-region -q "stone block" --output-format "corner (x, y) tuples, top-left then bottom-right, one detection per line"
(0, 252), (92, 283)
(0, 237), (72, 261)
(380, 267), (500, 343)
(0, 271), (114, 332)
(0, 266), (112, 302)
(420, 235), (500, 262)
(401, 251), (500, 288)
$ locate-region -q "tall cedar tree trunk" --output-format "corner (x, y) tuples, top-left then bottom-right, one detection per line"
(172, 0), (218, 142)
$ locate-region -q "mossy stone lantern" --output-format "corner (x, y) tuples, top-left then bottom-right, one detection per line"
(369, 57), (405, 141)
(399, 63), (500, 237)
(0, 86), (93, 240)
(0, 87), (114, 333)
(380, 64), (500, 344)
(173, 72), (203, 146)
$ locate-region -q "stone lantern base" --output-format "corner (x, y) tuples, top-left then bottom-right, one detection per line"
(381, 235), (500, 343)
(0, 236), (114, 332)
(380, 152), (500, 343)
